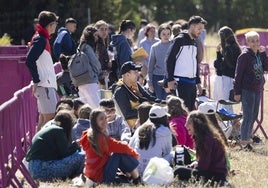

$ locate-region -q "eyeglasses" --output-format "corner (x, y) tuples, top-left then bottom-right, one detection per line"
(104, 108), (116, 114)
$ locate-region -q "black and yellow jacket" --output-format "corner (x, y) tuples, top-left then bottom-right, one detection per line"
(114, 82), (162, 128)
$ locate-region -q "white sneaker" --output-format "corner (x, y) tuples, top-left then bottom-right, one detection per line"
(70, 174), (85, 187)
(85, 177), (96, 187)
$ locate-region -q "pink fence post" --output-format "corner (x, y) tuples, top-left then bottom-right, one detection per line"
(0, 84), (38, 188)
(0, 61), (62, 187)
(253, 90), (268, 139)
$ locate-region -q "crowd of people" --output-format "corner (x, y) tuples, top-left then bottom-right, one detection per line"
(24, 9), (268, 187)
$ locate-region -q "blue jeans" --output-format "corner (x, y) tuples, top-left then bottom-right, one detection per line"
(28, 151), (85, 181)
(152, 75), (167, 100)
(240, 89), (261, 141)
(103, 153), (139, 183)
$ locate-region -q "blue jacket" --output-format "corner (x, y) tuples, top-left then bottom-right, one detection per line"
(53, 27), (77, 61)
(72, 118), (90, 141)
(111, 34), (133, 67)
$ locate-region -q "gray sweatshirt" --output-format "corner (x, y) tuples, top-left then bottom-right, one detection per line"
(148, 41), (172, 87)
(129, 125), (172, 176)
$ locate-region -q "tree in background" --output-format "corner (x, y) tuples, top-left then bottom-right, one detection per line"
(0, 0), (268, 44)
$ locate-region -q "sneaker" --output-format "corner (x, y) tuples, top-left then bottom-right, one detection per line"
(132, 176), (142, 185)
(241, 143), (254, 151)
(70, 174), (86, 187)
(252, 135), (262, 144)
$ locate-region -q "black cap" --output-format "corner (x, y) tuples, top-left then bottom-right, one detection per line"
(188, 15), (207, 26)
(120, 61), (141, 75)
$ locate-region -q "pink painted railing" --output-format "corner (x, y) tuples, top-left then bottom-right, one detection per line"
(0, 62), (62, 188)
(0, 83), (38, 188)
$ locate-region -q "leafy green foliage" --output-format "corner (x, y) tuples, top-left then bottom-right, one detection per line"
(0, 0), (268, 44)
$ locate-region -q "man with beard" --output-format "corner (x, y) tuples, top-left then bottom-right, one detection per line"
(165, 15), (207, 111)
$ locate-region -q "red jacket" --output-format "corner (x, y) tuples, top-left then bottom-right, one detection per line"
(79, 131), (139, 183)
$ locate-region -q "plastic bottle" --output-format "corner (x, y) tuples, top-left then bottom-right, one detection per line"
(175, 146), (184, 165)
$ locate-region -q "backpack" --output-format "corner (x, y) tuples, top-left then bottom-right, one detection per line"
(68, 48), (94, 87)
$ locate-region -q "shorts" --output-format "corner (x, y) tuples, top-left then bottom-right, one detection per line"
(34, 87), (57, 114)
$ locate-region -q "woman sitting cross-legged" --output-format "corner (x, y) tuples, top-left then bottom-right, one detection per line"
(174, 111), (228, 186)
(26, 110), (84, 181)
(79, 109), (141, 185)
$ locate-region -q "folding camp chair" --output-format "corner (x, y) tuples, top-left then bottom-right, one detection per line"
(216, 99), (242, 140)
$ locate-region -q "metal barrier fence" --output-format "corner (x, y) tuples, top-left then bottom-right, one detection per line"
(0, 83), (38, 188)
(0, 62), (61, 188)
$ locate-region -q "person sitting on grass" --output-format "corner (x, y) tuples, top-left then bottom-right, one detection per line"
(99, 98), (131, 142)
(167, 95), (194, 149)
(72, 104), (92, 141)
(129, 105), (173, 176)
(174, 111), (228, 186)
(79, 109), (141, 185)
(26, 110), (84, 181)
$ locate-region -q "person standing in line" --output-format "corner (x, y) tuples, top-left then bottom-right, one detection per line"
(22, 18), (39, 45)
(110, 20), (136, 78)
(234, 31), (268, 150)
(53, 18), (77, 61)
(166, 16), (207, 111)
(76, 25), (102, 109)
(148, 23), (172, 100)
(139, 23), (160, 78)
(214, 26), (241, 112)
(94, 20), (111, 89)
(25, 10), (59, 131)
(136, 19), (148, 47)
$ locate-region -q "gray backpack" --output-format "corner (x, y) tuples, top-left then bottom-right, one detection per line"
(68, 48), (94, 87)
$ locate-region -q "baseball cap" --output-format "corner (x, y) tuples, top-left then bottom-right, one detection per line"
(198, 102), (216, 114)
(120, 61), (141, 75)
(149, 105), (168, 119)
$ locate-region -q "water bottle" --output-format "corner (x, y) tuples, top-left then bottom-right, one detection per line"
(175, 146), (184, 165)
